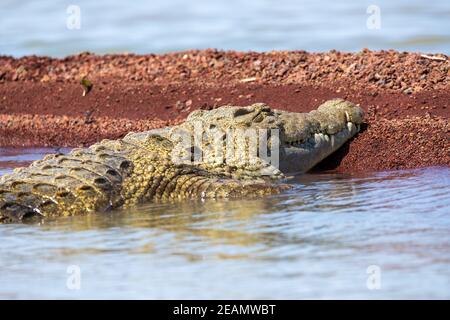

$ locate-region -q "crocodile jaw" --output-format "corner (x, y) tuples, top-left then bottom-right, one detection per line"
(278, 99), (364, 174)
(280, 122), (359, 174)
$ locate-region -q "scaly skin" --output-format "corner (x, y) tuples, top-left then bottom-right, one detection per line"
(0, 99), (363, 223)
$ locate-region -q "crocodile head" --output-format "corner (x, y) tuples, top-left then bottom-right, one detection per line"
(159, 98), (364, 178)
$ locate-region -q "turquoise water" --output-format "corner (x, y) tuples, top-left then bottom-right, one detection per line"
(0, 148), (449, 299)
(0, 0), (449, 57)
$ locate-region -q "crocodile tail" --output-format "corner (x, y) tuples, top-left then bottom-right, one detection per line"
(0, 139), (135, 223)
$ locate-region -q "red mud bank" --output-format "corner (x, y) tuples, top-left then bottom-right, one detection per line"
(0, 49), (449, 173)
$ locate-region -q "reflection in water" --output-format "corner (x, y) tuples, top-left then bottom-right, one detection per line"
(0, 149), (449, 299)
(36, 173), (364, 254)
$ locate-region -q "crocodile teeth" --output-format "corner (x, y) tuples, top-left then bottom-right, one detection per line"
(347, 122), (354, 132)
(345, 111), (350, 122)
(314, 133), (322, 143)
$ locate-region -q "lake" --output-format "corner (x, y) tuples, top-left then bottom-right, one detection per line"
(0, 148), (449, 299)
(0, 0), (449, 57)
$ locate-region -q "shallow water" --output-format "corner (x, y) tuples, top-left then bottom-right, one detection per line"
(1, 0), (449, 57)
(0, 148), (449, 299)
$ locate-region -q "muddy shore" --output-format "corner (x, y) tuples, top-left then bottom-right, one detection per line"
(0, 49), (448, 173)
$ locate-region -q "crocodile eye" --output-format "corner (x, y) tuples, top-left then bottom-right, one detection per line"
(233, 107), (253, 118)
(253, 114), (264, 123)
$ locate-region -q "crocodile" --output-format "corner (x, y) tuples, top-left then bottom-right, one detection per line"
(0, 98), (363, 223)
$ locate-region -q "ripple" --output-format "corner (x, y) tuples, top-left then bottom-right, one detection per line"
(0, 149), (449, 299)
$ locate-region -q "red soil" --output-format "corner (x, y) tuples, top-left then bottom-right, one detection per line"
(0, 49), (448, 173)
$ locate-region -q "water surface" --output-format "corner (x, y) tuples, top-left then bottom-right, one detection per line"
(0, 148), (449, 299)
(1, 0), (449, 57)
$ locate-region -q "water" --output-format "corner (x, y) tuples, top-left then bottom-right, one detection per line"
(1, 0), (449, 57)
(0, 148), (449, 299)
